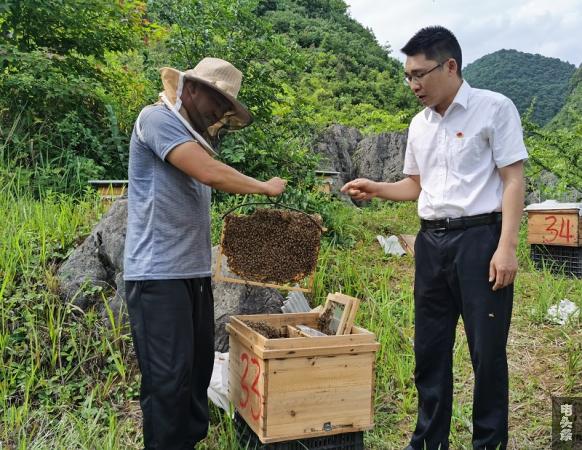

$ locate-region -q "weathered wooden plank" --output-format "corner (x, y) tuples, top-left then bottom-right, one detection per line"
(263, 352), (374, 441)
(229, 338), (266, 437)
(527, 211), (580, 246)
(261, 343), (380, 359)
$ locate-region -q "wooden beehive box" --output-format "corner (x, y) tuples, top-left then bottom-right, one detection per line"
(314, 170), (340, 195)
(226, 312), (379, 444)
(525, 202), (581, 247)
(89, 180), (128, 206)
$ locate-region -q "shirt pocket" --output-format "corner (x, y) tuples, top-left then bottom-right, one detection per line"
(449, 134), (484, 174)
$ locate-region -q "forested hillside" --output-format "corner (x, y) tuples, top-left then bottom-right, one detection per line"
(3, 2), (578, 197)
(259, 0), (417, 130)
(547, 65), (582, 130)
(464, 49), (576, 125)
(0, 0), (416, 196)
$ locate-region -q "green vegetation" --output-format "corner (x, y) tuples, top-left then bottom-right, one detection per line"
(1, 193), (580, 449)
(0, 0), (151, 193)
(0, 0), (416, 196)
(524, 118), (582, 197)
(1, 0), (581, 448)
(259, 0), (417, 132)
(523, 66), (582, 198)
(464, 49), (576, 126)
(547, 66), (582, 131)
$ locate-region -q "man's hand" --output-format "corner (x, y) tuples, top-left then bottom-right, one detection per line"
(341, 178), (377, 201)
(490, 160), (525, 291)
(489, 246), (518, 291)
(341, 176), (421, 201)
(263, 177), (287, 196)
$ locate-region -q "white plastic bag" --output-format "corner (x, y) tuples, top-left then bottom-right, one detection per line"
(207, 351), (230, 412)
(376, 235), (406, 256)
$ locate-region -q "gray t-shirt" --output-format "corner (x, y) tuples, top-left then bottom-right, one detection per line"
(124, 104), (212, 280)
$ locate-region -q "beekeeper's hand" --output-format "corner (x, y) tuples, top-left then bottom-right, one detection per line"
(263, 177), (287, 196)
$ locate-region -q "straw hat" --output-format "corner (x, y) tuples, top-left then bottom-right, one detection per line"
(159, 57), (253, 133)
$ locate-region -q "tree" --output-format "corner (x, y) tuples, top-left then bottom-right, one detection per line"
(0, 1), (151, 192)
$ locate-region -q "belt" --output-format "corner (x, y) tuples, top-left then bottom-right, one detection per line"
(420, 212), (501, 231)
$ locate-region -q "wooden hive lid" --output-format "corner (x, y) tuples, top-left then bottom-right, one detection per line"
(525, 200), (582, 215)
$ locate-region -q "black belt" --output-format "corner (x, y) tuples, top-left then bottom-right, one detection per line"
(420, 212), (501, 231)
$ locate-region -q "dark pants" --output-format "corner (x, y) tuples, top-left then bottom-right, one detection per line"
(126, 278), (215, 450)
(409, 222), (513, 450)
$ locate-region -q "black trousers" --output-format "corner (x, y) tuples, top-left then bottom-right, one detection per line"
(126, 278), (215, 450)
(409, 222), (513, 450)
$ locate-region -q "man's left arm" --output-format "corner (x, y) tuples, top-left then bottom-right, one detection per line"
(489, 160), (525, 291)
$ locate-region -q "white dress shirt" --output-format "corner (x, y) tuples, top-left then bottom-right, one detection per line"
(403, 81), (528, 220)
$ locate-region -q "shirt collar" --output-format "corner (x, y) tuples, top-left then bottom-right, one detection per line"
(452, 80), (471, 110)
(424, 80), (471, 121)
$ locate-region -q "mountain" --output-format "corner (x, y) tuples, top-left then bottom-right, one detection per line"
(463, 49), (576, 125)
(258, 0), (418, 131)
(546, 65), (582, 130)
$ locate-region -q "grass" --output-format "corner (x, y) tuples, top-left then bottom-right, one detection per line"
(0, 192), (580, 449)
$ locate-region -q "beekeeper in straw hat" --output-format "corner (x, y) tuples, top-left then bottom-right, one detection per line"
(123, 57), (286, 449)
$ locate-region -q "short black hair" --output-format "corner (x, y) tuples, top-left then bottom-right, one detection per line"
(401, 26), (462, 77)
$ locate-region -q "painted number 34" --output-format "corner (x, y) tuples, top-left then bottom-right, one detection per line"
(544, 215), (574, 243)
(239, 353), (262, 421)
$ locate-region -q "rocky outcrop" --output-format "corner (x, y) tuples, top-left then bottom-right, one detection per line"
(314, 125), (363, 187)
(313, 125), (408, 199)
(57, 199), (127, 312)
(352, 132), (408, 183)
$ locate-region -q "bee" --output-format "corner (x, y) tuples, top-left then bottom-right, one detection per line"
(222, 209), (323, 284)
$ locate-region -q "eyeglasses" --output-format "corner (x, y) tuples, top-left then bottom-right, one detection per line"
(404, 61), (446, 85)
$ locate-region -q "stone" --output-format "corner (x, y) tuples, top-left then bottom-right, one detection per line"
(352, 131), (408, 183)
(57, 199), (127, 310)
(312, 125), (408, 203)
(100, 272), (127, 329)
(313, 124), (362, 187)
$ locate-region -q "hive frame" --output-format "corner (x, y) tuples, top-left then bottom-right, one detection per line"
(213, 228), (317, 293)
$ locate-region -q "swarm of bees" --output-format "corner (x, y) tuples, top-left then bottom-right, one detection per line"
(243, 320), (283, 339)
(221, 209), (323, 284)
(317, 307), (334, 335)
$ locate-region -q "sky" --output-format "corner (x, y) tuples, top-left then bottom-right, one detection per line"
(346, 0), (582, 68)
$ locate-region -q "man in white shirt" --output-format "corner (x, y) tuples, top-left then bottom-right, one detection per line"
(342, 26), (527, 450)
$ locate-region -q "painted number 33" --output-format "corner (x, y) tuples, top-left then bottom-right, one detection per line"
(239, 352), (262, 421)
